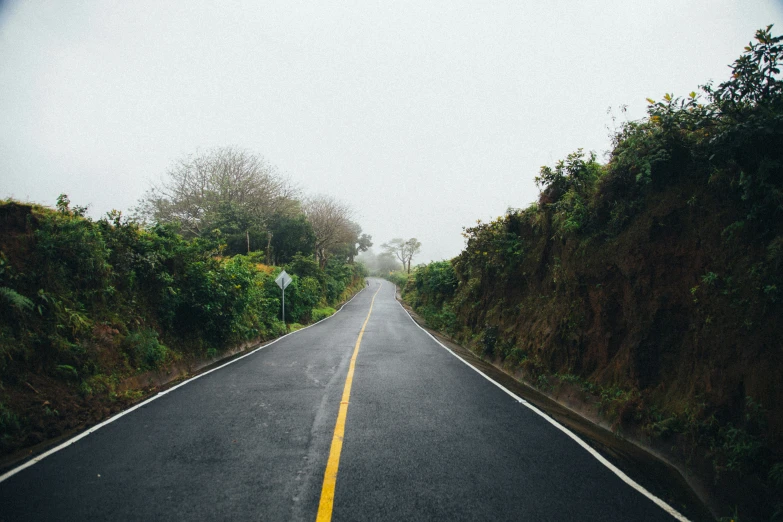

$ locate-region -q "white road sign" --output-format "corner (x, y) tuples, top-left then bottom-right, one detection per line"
(275, 270), (292, 290)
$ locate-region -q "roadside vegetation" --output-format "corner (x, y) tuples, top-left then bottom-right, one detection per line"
(0, 150), (369, 460)
(400, 27), (783, 520)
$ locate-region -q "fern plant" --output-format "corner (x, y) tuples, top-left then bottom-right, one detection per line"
(0, 287), (33, 312)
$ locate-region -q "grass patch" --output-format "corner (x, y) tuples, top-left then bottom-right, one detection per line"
(311, 307), (336, 322)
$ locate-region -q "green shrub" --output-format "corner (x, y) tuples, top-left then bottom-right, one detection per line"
(324, 258), (352, 304)
(536, 150), (603, 239)
(312, 307), (336, 322)
(384, 270), (409, 289)
(286, 254), (324, 284)
(412, 261), (457, 306)
(281, 275), (321, 323)
(124, 329), (168, 370)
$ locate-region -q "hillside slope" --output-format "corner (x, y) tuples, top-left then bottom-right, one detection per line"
(405, 28), (783, 521)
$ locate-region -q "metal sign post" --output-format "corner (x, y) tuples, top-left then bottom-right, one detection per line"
(275, 270), (292, 324)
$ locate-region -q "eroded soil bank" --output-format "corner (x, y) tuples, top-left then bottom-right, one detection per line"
(399, 298), (715, 521)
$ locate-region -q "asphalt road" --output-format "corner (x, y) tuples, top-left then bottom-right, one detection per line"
(0, 278), (684, 521)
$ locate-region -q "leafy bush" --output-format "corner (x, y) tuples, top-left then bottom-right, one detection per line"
(285, 254), (324, 284)
(384, 270), (409, 289)
(412, 261), (457, 306)
(0, 198), (364, 382)
(282, 275), (322, 323)
(324, 257), (353, 303)
(0, 194), (369, 461)
(312, 307), (336, 322)
(536, 150), (603, 238)
(124, 329), (168, 370)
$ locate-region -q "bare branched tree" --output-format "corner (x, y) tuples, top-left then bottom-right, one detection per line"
(136, 147), (299, 237)
(381, 237), (422, 273)
(302, 195), (354, 268)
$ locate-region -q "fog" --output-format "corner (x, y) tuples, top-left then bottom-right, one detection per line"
(2, 1), (781, 262)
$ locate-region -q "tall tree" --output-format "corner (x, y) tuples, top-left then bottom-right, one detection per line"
(354, 232), (373, 262)
(136, 147), (299, 239)
(381, 237), (422, 273)
(332, 221), (372, 263)
(302, 195), (353, 268)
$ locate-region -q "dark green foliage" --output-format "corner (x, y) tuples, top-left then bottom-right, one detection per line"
(280, 275), (321, 323)
(0, 402), (22, 453)
(269, 214), (316, 263)
(0, 287), (33, 312)
(278, 253), (363, 323)
(705, 26), (783, 228)
(413, 261), (457, 303)
(352, 261), (369, 279)
(536, 150), (603, 236)
(0, 205), (276, 371)
(285, 254), (324, 283)
(206, 202), (267, 256)
(55, 194), (87, 217)
(402, 262), (459, 335)
(411, 302), (458, 335)
(705, 25), (783, 112)
(482, 325), (498, 357)
(0, 196), (366, 456)
(311, 307), (336, 322)
(324, 257), (353, 303)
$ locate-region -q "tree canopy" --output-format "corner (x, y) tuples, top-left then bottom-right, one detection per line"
(136, 147), (300, 253)
(303, 195), (371, 267)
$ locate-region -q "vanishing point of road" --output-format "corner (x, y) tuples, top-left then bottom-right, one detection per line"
(0, 278), (688, 521)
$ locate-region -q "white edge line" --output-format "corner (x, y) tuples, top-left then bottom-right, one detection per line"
(396, 297), (690, 522)
(0, 284), (369, 484)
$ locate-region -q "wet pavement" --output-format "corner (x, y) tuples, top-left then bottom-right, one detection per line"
(0, 278), (700, 521)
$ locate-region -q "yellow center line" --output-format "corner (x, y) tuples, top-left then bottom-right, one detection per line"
(315, 283), (382, 522)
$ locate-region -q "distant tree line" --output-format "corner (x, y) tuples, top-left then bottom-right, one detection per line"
(381, 238), (421, 274)
(357, 237), (423, 277)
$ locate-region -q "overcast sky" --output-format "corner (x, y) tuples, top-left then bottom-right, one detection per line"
(2, 1), (782, 262)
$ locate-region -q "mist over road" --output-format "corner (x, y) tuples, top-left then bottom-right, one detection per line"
(0, 278), (681, 521)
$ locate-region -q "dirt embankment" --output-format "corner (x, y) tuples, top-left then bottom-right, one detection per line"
(0, 333), (262, 473)
(406, 179), (782, 520)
